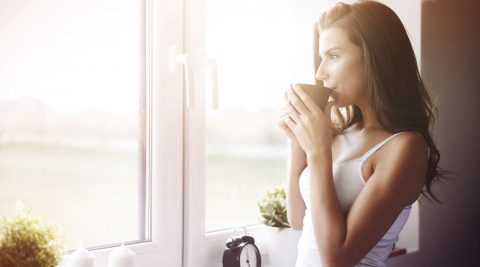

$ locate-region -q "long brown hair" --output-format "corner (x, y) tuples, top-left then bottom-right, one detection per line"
(313, 1), (454, 205)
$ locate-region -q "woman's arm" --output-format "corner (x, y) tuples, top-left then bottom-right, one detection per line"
(279, 89), (307, 230)
(283, 80), (428, 266)
(308, 132), (428, 267)
(285, 139), (307, 230)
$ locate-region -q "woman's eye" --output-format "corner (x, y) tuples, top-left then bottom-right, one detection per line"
(329, 54), (338, 60)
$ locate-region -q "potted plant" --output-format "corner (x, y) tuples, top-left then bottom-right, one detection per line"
(258, 187), (301, 267)
(0, 202), (65, 267)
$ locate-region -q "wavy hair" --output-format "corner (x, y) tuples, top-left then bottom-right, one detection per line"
(312, 1), (454, 205)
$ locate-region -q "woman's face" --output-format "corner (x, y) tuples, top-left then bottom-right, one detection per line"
(316, 27), (366, 108)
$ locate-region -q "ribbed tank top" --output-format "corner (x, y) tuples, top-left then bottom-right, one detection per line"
(295, 131), (423, 267)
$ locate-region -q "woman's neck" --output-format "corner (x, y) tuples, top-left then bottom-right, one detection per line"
(356, 100), (383, 130)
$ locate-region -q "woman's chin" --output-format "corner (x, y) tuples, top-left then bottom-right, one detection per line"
(331, 95), (353, 109)
(330, 96), (344, 108)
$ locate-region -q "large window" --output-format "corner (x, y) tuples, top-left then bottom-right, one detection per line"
(0, 0), (146, 249)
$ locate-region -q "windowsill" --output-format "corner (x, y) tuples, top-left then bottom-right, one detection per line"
(257, 247), (408, 267)
(57, 243), (408, 267)
(218, 246), (408, 267)
(388, 247), (407, 258)
(208, 224), (411, 267)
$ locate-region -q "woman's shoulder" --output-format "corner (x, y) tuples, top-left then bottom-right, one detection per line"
(374, 131), (429, 204)
(377, 131), (429, 165)
(390, 131), (427, 147)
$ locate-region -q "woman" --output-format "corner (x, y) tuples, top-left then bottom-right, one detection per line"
(277, 1), (451, 266)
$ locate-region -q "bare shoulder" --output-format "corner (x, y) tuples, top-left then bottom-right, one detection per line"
(374, 131), (429, 203)
(386, 132), (428, 160)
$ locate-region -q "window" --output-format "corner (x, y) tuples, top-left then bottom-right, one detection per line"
(0, 0), (146, 249)
(183, 0), (335, 265)
(1, 0), (185, 265)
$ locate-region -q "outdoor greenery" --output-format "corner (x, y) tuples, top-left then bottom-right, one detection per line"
(0, 202), (64, 267)
(257, 187), (290, 230)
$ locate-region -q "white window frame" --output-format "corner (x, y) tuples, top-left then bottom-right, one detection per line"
(181, 0), (273, 265)
(61, 0), (184, 266)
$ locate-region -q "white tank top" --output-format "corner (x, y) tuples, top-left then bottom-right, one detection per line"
(295, 131), (421, 267)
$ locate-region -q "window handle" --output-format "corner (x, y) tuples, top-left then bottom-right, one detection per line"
(169, 45), (195, 108)
(204, 58), (218, 110)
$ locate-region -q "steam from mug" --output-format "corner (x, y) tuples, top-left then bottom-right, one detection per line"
(294, 83), (332, 111)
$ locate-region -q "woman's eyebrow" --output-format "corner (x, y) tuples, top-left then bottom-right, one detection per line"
(319, 46), (341, 56)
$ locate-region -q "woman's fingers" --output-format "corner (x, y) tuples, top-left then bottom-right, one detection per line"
(287, 84), (310, 115)
(278, 90), (302, 141)
(291, 84), (322, 115)
(287, 106), (301, 125)
(278, 103), (299, 119)
(284, 116), (296, 134)
(277, 116), (296, 140)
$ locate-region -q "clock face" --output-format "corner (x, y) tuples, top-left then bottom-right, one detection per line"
(239, 243), (260, 267)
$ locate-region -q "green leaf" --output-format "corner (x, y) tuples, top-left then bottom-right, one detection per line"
(0, 202), (65, 267)
(257, 187), (290, 229)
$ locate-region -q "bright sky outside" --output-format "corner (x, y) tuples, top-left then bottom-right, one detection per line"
(0, 0), (140, 113)
(205, 0), (334, 112)
(0, 0), (331, 114)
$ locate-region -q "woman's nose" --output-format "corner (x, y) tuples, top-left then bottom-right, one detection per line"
(316, 62), (328, 81)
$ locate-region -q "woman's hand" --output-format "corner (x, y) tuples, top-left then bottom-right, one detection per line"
(278, 89), (299, 142)
(282, 84), (335, 158)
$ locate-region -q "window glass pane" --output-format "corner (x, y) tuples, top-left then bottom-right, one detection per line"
(0, 0), (144, 249)
(204, 0), (328, 232)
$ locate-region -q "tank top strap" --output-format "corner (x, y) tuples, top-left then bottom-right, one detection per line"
(360, 132), (409, 161)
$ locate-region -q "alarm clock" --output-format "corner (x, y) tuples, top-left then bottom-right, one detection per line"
(222, 234), (261, 267)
